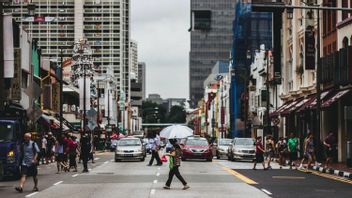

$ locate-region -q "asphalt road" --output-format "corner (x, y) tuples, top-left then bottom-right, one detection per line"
(1, 152), (352, 198)
(0, 152), (112, 198)
(217, 160), (352, 198)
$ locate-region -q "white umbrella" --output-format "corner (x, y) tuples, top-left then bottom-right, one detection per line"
(159, 125), (193, 139)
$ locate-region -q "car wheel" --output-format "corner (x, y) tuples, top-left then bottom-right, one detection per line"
(207, 158), (213, 162)
(141, 157), (145, 162)
(181, 157), (186, 161)
(115, 158), (120, 162)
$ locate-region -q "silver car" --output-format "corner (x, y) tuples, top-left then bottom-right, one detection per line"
(115, 137), (146, 162)
(215, 139), (233, 159)
(227, 138), (255, 161)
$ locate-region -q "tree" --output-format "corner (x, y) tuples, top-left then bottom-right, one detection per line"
(167, 105), (186, 123)
(142, 101), (167, 123)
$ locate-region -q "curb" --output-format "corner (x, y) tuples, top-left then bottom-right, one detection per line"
(312, 165), (352, 180)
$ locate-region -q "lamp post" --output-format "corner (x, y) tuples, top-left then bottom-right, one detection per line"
(59, 47), (63, 133)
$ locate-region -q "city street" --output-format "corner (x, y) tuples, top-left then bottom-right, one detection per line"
(1, 152), (352, 198)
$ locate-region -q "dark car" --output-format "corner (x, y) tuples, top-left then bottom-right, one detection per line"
(181, 137), (213, 162)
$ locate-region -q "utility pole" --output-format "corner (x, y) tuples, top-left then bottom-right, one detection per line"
(60, 48), (63, 133)
(0, 2), (5, 111)
(83, 62), (86, 135)
(315, 4), (321, 142)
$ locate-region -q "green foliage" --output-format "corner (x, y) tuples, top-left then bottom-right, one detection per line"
(167, 105), (186, 123)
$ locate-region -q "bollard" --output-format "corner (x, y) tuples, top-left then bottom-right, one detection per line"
(347, 141), (352, 167)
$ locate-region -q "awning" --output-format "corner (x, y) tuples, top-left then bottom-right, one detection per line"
(270, 101), (292, 118)
(322, 89), (351, 108)
(296, 95), (315, 112)
(306, 89), (332, 109)
(280, 99), (303, 116)
(38, 114), (69, 131)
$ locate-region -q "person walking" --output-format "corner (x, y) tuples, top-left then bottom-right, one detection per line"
(163, 139), (189, 190)
(45, 132), (55, 164)
(324, 132), (336, 169)
(68, 136), (78, 172)
(299, 133), (316, 171)
(253, 136), (266, 170)
(287, 133), (299, 169)
(55, 136), (68, 174)
(148, 133), (162, 166)
(276, 137), (287, 169)
(15, 133), (40, 193)
(266, 136), (275, 169)
(80, 133), (90, 173)
(40, 135), (47, 165)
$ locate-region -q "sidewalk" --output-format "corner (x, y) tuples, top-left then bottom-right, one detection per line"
(311, 162), (352, 179)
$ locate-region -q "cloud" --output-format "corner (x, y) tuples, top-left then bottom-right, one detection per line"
(131, 0), (190, 99)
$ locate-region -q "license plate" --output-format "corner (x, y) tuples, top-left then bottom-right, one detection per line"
(124, 154), (133, 157)
(193, 153), (202, 156)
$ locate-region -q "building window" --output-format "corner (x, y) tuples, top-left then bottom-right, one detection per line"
(343, 37), (349, 48)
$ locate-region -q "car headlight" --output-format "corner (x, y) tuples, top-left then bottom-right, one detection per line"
(136, 149), (142, 152)
(233, 149), (241, 153)
(187, 148), (193, 152)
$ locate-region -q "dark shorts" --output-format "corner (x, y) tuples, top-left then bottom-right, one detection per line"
(255, 153), (264, 163)
(56, 153), (65, 162)
(46, 148), (53, 157)
(21, 165), (38, 177)
(289, 151), (297, 161)
(326, 148), (334, 158)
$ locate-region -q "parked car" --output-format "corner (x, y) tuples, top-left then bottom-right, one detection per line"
(115, 137), (146, 162)
(227, 138), (255, 162)
(181, 136), (213, 162)
(215, 138), (233, 159)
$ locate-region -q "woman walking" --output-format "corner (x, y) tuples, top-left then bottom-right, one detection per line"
(299, 133), (315, 171)
(266, 136), (275, 169)
(55, 137), (68, 174)
(276, 137), (287, 169)
(163, 139), (190, 190)
(68, 136), (78, 172)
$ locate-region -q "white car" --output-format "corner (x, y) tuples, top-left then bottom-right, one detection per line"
(115, 137), (146, 162)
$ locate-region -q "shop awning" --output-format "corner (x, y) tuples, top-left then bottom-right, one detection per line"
(296, 95), (315, 112)
(306, 89), (332, 109)
(289, 97), (312, 113)
(38, 114), (69, 131)
(322, 89), (351, 108)
(270, 101), (292, 118)
(280, 99), (303, 116)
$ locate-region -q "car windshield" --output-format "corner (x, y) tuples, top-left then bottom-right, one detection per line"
(235, 139), (254, 146)
(186, 139), (209, 146)
(118, 139), (141, 146)
(219, 139), (232, 146)
(0, 122), (15, 142)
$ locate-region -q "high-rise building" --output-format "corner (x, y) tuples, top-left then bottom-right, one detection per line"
(189, 0), (236, 108)
(6, 0), (130, 97)
(130, 40), (138, 80)
(138, 62), (146, 100)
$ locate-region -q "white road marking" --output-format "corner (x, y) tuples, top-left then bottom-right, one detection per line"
(150, 189), (156, 195)
(95, 158), (100, 160)
(88, 169), (92, 171)
(72, 174), (79, 177)
(158, 167), (161, 170)
(110, 159), (114, 162)
(25, 192), (38, 197)
(261, 188), (272, 195)
(53, 181), (63, 186)
(153, 180), (158, 184)
(104, 161), (109, 164)
(156, 172), (160, 177)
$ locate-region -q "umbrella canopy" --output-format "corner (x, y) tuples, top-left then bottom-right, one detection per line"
(159, 125), (193, 139)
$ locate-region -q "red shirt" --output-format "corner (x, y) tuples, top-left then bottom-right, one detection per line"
(255, 141), (264, 154)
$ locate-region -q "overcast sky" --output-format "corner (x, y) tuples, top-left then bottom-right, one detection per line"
(131, 0), (190, 100)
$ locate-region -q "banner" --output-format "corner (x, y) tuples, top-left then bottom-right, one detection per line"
(305, 29), (316, 70)
(3, 14), (14, 78)
(11, 49), (21, 101)
(52, 83), (60, 112)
